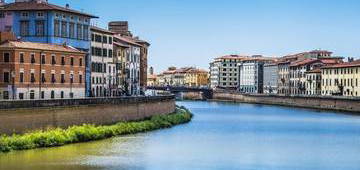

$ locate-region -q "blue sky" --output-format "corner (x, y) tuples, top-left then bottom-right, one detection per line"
(24, 0), (360, 72)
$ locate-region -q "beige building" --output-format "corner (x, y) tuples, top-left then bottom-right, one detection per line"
(184, 68), (209, 87)
(321, 60), (360, 97)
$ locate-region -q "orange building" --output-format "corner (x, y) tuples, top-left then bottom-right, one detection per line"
(0, 41), (86, 100)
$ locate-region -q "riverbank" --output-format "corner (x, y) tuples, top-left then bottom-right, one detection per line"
(0, 106), (193, 153)
(212, 91), (360, 113)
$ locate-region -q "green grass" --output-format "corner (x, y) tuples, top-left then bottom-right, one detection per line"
(0, 106), (193, 153)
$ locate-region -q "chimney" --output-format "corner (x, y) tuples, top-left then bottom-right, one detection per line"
(0, 32), (17, 43)
(108, 21), (133, 37)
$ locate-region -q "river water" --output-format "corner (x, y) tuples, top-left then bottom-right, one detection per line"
(1, 101), (360, 170)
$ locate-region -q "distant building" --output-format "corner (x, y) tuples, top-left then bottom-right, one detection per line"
(321, 60), (360, 97)
(238, 56), (275, 94)
(305, 69), (322, 96)
(0, 40), (86, 100)
(263, 63), (278, 94)
(210, 55), (247, 89)
(156, 67), (209, 87)
(184, 68), (209, 87)
(90, 26), (115, 97)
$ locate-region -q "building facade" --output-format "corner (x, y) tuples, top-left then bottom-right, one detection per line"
(238, 57), (274, 94)
(0, 40), (86, 100)
(321, 61), (360, 97)
(0, 0), (97, 97)
(90, 26), (116, 97)
(263, 63), (278, 94)
(209, 55), (247, 89)
(184, 68), (209, 87)
(305, 69), (322, 96)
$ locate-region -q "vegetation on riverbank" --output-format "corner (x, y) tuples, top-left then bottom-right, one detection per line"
(0, 106), (193, 153)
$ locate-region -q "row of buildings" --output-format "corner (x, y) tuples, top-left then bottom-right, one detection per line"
(210, 50), (360, 97)
(0, 0), (149, 100)
(147, 67), (209, 87)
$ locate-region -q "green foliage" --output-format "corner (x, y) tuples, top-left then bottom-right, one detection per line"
(0, 106), (192, 153)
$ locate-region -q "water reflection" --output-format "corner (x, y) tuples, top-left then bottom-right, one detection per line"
(1, 101), (360, 170)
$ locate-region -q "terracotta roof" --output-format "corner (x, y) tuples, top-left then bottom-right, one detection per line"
(215, 55), (249, 60)
(290, 58), (318, 67)
(90, 26), (114, 35)
(113, 41), (130, 48)
(114, 35), (142, 47)
(322, 60), (360, 69)
(0, 40), (85, 54)
(1, 1), (98, 18)
(147, 74), (157, 79)
(290, 58), (343, 67)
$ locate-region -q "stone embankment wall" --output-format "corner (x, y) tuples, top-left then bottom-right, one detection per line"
(0, 95), (176, 135)
(182, 92), (204, 100)
(213, 92), (360, 113)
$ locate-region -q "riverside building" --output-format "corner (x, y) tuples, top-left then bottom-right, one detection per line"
(90, 26), (115, 97)
(263, 63), (278, 94)
(0, 40), (86, 100)
(321, 60), (360, 97)
(210, 55), (247, 89)
(237, 56), (275, 94)
(0, 0), (98, 96)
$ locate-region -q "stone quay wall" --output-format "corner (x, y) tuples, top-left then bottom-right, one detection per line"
(213, 91), (360, 113)
(0, 95), (176, 135)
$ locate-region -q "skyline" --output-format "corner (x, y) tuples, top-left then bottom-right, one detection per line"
(11, 0), (360, 72)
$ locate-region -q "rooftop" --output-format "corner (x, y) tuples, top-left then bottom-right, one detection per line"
(1, 1), (98, 18)
(322, 60), (360, 69)
(0, 40), (85, 54)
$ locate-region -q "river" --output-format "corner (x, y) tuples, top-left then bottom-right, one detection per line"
(1, 101), (360, 170)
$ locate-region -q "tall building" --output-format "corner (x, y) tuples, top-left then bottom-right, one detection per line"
(305, 69), (322, 96)
(113, 35), (142, 96)
(263, 63), (278, 94)
(0, 40), (86, 100)
(238, 56), (275, 94)
(0, 0), (98, 97)
(109, 21), (150, 94)
(321, 60), (360, 97)
(209, 55), (247, 89)
(90, 26), (115, 97)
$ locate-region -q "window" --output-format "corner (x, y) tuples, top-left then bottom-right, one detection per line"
(70, 92), (74, 98)
(91, 34), (95, 41)
(20, 21), (29, 36)
(19, 93), (24, 100)
(70, 74), (74, 84)
(108, 49), (113, 58)
(61, 21), (67, 37)
(30, 90), (35, 99)
(61, 91), (64, 99)
(103, 36), (108, 43)
(36, 12), (44, 18)
(79, 75), (82, 84)
(51, 91), (55, 99)
(102, 49), (107, 57)
(69, 23), (75, 38)
(3, 52), (9, 62)
(31, 54), (35, 63)
(30, 73), (35, 83)
(79, 58), (83, 66)
(83, 25), (89, 40)
(21, 12), (29, 18)
(41, 73), (46, 83)
(109, 37), (113, 44)
(95, 34), (102, 42)
(51, 74), (56, 83)
(61, 74), (65, 83)
(41, 54), (46, 64)
(51, 55), (56, 65)
(3, 91), (9, 100)
(77, 24), (82, 39)
(70, 57), (74, 66)
(41, 91), (45, 99)
(3, 72), (9, 83)
(61, 56), (65, 65)
(19, 53), (24, 63)
(54, 20), (60, 36)
(35, 20), (45, 36)
(19, 72), (24, 83)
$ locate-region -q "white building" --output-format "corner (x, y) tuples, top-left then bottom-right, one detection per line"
(90, 26), (116, 97)
(114, 35), (141, 96)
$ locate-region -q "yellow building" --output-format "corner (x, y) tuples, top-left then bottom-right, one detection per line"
(147, 74), (157, 86)
(321, 60), (360, 97)
(184, 69), (209, 87)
